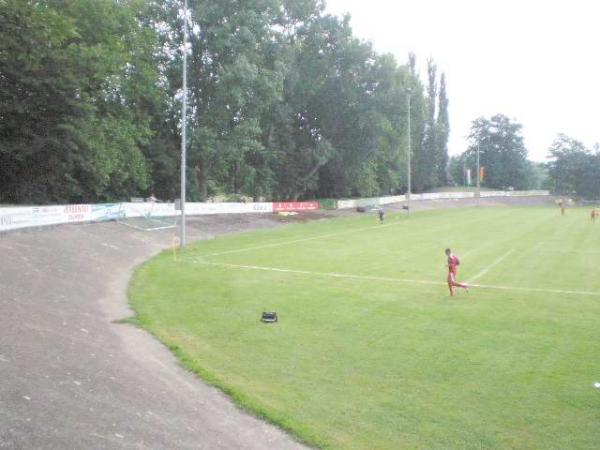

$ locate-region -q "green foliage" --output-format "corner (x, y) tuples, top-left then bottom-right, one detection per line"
(1, 0), (451, 203)
(447, 155), (464, 185)
(436, 73), (450, 184)
(546, 133), (600, 198)
(462, 114), (532, 190)
(418, 58), (438, 191)
(0, 0), (161, 202)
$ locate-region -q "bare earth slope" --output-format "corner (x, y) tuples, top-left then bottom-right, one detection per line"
(0, 196), (554, 449)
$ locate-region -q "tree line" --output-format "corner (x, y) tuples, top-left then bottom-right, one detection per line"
(449, 114), (539, 191)
(0, 0), (451, 204)
(546, 134), (600, 199)
(450, 114), (600, 199)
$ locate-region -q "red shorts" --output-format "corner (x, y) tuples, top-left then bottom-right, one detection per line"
(447, 270), (457, 284)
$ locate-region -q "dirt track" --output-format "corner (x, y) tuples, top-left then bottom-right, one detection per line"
(0, 196), (554, 449)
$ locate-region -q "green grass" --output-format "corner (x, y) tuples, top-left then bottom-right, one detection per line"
(129, 207), (600, 449)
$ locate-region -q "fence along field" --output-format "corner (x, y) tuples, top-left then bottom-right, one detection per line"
(0, 190), (548, 233)
(129, 205), (600, 450)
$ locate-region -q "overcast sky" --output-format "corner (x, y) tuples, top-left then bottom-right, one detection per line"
(324, 0), (600, 161)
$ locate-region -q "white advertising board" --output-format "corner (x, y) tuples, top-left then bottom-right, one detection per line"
(185, 202), (273, 215)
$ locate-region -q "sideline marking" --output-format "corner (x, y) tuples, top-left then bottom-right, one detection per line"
(193, 260), (600, 297)
(467, 249), (515, 283)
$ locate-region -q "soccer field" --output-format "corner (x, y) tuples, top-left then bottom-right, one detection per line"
(129, 207), (600, 449)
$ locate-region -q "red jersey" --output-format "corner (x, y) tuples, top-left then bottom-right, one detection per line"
(447, 254), (460, 275)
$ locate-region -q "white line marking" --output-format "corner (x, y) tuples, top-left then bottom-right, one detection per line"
(201, 211), (507, 258)
(467, 283), (600, 297)
(537, 249), (600, 255)
(116, 220), (175, 232)
(467, 249), (515, 283)
(203, 221), (405, 257)
(195, 260), (443, 286)
(101, 242), (119, 251)
(194, 260), (600, 297)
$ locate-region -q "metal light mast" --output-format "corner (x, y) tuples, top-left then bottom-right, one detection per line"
(476, 143), (481, 199)
(180, 0), (188, 247)
(406, 88), (412, 216)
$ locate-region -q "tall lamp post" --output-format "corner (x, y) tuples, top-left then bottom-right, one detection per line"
(180, 0), (188, 247)
(476, 143), (481, 199)
(406, 87), (412, 216)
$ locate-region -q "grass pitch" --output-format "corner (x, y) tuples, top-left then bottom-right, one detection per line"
(129, 207), (600, 449)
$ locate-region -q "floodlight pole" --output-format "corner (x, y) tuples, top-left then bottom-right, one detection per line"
(476, 143), (481, 199)
(406, 88), (412, 216)
(180, 0), (188, 247)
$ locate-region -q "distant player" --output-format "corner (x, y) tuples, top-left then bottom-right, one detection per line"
(591, 209), (597, 221)
(378, 208), (385, 224)
(558, 199), (565, 216)
(445, 248), (469, 296)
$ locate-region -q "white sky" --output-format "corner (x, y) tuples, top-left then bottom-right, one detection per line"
(324, 0), (600, 161)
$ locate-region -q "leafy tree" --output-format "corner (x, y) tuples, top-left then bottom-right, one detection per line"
(447, 155), (465, 186)
(1, 0), (448, 203)
(464, 114), (531, 190)
(546, 134), (600, 198)
(406, 70), (427, 192)
(369, 54), (410, 195)
(436, 73), (449, 185)
(0, 0), (161, 202)
(420, 58), (438, 190)
(527, 161), (547, 190)
(179, 0), (290, 200)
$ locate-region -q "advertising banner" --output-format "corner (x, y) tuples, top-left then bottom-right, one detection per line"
(91, 203), (125, 221)
(0, 204), (94, 232)
(273, 201), (319, 212)
(185, 202), (273, 215)
(0, 207), (36, 232)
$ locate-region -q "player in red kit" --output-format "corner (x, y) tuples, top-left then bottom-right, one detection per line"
(445, 248), (469, 296)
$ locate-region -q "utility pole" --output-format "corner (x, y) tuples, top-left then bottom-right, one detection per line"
(180, 0), (188, 247)
(406, 88), (412, 216)
(476, 143), (481, 199)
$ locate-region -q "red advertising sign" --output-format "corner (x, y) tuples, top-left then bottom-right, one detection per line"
(273, 201), (320, 212)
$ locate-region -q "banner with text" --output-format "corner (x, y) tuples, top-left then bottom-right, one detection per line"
(273, 201), (320, 212)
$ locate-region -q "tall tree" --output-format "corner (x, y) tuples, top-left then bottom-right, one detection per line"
(370, 54), (410, 195)
(0, 0), (162, 203)
(404, 56), (427, 193)
(179, 0), (291, 200)
(419, 58), (437, 190)
(1, 0), (447, 203)
(546, 134), (600, 198)
(464, 114), (531, 190)
(436, 73), (449, 185)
